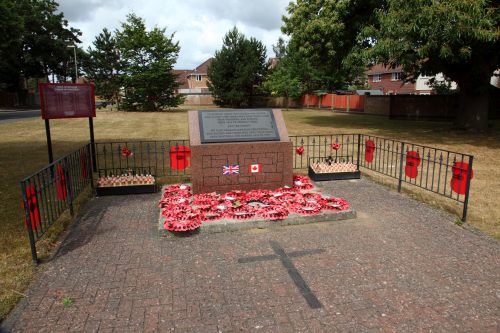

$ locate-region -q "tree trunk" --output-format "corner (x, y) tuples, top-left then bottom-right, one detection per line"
(455, 93), (490, 131)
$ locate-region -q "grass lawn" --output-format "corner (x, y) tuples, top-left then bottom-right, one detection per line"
(0, 108), (499, 320)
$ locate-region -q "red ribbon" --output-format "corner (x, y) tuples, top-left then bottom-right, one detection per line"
(405, 151), (421, 179)
(24, 184), (40, 231)
(56, 164), (67, 201)
(451, 162), (474, 195)
(365, 140), (376, 163)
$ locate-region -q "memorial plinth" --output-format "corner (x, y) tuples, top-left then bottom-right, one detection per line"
(189, 109), (293, 194)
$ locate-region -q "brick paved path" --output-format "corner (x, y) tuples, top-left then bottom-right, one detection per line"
(2, 179), (499, 332)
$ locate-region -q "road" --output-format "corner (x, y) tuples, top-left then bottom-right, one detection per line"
(0, 109), (40, 123)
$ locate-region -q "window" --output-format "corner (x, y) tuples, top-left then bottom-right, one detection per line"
(372, 74), (381, 82)
(391, 72), (401, 81)
(195, 74), (202, 82)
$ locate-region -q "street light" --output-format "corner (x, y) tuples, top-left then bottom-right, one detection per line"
(67, 45), (78, 82)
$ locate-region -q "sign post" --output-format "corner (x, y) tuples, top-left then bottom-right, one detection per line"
(39, 83), (96, 168)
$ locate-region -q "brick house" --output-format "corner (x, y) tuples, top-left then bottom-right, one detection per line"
(366, 64), (415, 95)
(174, 58), (214, 105)
(366, 64), (463, 95)
(174, 58), (213, 92)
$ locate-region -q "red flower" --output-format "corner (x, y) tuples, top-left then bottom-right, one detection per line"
(121, 147), (133, 157)
(331, 143), (341, 151)
(296, 146), (305, 155)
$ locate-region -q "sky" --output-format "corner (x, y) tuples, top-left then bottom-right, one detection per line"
(57, 0), (291, 69)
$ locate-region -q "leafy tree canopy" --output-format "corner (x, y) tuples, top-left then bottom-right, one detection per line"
(208, 27), (267, 107)
(264, 38), (322, 107)
(282, 0), (500, 129)
(81, 28), (123, 104)
(0, 0), (81, 91)
(115, 14), (183, 111)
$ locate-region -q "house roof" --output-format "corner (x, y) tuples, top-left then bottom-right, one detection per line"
(366, 64), (403, 75)
(187, 58), (213, 76)
(173, 69), (190, 89)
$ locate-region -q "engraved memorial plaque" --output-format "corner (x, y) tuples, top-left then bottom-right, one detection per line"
(198, 109), (280, 143)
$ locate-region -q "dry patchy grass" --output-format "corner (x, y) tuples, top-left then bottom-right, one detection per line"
(0, 107), (499, 320)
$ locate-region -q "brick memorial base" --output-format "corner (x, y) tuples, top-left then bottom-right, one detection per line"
(188, 109), (293, 194)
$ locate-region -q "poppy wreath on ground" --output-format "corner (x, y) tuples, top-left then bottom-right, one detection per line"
(193, 192), (219, 206)
(245, 189), (272, 202)
(159, 175), (350, 232)
(163, 216), (201, 232)
(274, 186), (298, 194)
(322, 197), (350, 211)
(226, 206), (256, 220)
(202, 209), (224, 222)
(220, 191), (247, 203)
(256, 205), (289, 220)
(289, 202), (323, 216)
(159, 196), (191, 208)
(293, 175), (313, 190)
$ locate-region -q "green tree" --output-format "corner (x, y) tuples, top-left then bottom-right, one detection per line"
(116, 14), (183, 111)
(283, 0), (500, 130)
(208, 27), (267, 107)
(264, 39), (321, 108)
(282, 0), (382, 90)
(0, 0), (81, 92)
(82, 28), (123, 105)
(368, 0), (499, 129)
(0, 0), (24, 90)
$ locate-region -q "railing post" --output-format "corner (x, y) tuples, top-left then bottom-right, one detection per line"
(397, 142), (405, 192)
(64, 159), (74, 217)
(20, 181), (38, 264)
(356, 134), (361, 170)
(461, 155), (474, 222)
(87, 144), (94, 195)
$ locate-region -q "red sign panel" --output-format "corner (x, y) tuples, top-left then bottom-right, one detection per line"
(39, 83), (96, 119)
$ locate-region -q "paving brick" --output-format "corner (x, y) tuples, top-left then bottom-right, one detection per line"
(2, 180), (499, 333)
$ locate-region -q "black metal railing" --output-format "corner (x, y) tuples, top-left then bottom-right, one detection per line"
(289, 134), (473, 221)
(21, 136), (473, 264)
(20, 144), (93, 263)
(358, 134), (473, 220)
(94, 140), (191, 178)
(289, 134), (360, 170)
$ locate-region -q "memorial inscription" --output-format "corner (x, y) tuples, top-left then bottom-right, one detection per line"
(199, 109), (280, 143)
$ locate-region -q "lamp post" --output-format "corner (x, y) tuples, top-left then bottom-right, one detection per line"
(67, 45), (78, 82)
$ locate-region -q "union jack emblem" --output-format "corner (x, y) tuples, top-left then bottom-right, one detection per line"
(222, 165), (239, 175)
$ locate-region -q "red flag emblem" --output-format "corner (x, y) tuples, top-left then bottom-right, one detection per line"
(249, 164), (261, 173)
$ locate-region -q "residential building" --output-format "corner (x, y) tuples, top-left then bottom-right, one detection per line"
(367, 64), (499, 95)
(415, 73), (458, 95)
(174, 58), (214, 105)
(366, 65), (415, 95)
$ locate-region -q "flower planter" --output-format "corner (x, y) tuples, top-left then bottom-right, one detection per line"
(96, 183), (157, 196)
(96, 173), (157, 196)
(308, 167), (361, 181)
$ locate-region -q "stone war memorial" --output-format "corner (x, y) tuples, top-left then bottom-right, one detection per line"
(188, 108), (293, 194)
(158, 108), (355, 233)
